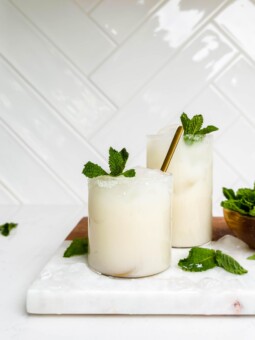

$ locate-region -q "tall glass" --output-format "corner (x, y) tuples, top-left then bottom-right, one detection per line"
(88, 168), (173, 278)
(147, 129), (212, 247)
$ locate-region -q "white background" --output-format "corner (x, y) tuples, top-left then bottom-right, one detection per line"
(0, 0), (255, 214)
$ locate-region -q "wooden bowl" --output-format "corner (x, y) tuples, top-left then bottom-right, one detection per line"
(223, 208), (255, 249)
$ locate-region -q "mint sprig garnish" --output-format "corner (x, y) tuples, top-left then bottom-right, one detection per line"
(63, 238), (88, 257)
(247, 254), (255, 260)
(82, 147), (135, 178)
(221, 184), (255, 217)
(180, 113), (218, 144)
(178, 247), (247, 275)
(0, 222), (18, 237)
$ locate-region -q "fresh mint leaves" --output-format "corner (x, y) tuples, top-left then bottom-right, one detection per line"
(178, 247), (216, 272)
(0, 222), (18, 237)
(83, 162), (108, 178)
(247, 254), (255, 260)
(178, 247), (247, 275)
(215, 250), (248, 275)
(63, 238), (88, 257)
(180, 113), (218, 144)
(221, 184), (255, 217)
(82, 147), (135, 178)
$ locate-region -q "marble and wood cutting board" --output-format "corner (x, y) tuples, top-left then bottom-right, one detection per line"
(26, 218), (255, 315)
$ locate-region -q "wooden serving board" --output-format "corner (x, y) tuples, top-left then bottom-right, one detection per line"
(65, 217), (233, 241)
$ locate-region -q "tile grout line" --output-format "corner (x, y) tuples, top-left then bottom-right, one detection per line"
(0, 117), (85, 204)
(214, 149), (248, 186)
(211, 81), (255, 130)
(0, 177), (23, 204)
(86, 0), (168, 77)
(0, 53), (108, 166)
(88, 0), (168, 77)
(73, 0), (103, 15)
(213, 20), (255, 66)
(8, 0), (118, 112)
(71, 1), (119, 48)
(88, 0), (230, 80)
(91, 28), (238, 142)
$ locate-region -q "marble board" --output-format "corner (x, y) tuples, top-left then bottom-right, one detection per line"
(26, 235), (255, 315)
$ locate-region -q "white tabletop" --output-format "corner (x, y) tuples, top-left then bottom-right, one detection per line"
(0, 205), (254, 340)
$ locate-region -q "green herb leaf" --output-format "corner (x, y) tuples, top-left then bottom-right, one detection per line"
(109, 147), (127, 176)
(247, 254), (255, 260)
(178, 247), (248, 275)
(221, 200), (247, 215)
(82, 161), (108, 178)
(122, 169), (136, 177)
(249, 207), (255, 217)
(221, 184), (255, 217)
(82, 147), (135, 179)
(215, 250), (247, 275)
(223, 187), (236, 200)
(0, 222), (18, 237)
(180, 113), (218, 145)
(196, 125), (218, 135)
(63, 238), (89, 258)
(188, 114), (203, 134)
(178, 247), (217, 272)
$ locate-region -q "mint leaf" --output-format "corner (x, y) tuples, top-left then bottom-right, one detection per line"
(178, 247), (248, 275)
(120, 148), (129, 168)
(63, 238), (88, 257)
(196, 125), (218, 135)
(247, 254), (255, 260)
(221, 200), (247, 215)
(180, 113), (218, 145)
(223, 187), (236, 200)
(221, 184), (255, 217)
(109, 147), (127, 176)
(0, 222), (18, 237)
(178, 247), (216, 272)
(249, 207), (255, 216)
(82, 147), (135, 179)
(188, 114), (203, 134)
(180, 112), (190, 133)
(215, 250), (247, 275)
(82, 161), (108, 178)
(122, 169), (136, 177)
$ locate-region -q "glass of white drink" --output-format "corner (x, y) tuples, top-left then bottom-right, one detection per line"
(147, 114), (218, 248)
(83, 149), (173, 278)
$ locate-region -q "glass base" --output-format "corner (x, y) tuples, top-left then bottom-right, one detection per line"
(88, 263), (171, 279)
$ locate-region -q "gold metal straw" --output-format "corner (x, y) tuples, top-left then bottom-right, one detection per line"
(161, 126), (184, 172)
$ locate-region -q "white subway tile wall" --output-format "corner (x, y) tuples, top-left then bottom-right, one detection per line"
(0, 0), (254, 215)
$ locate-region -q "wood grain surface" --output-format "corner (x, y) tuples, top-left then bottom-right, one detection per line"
(65, 217), (233, 241)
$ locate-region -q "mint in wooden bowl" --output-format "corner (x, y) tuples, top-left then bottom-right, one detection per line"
(221, 185), (255, 249)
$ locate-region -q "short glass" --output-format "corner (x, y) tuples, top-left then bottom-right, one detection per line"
(88, 167), (173, 278)
(147, 129), (213, 248)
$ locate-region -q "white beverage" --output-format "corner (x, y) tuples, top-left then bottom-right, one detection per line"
(88, 167), (172, 278)
(147, 127), (212, 247)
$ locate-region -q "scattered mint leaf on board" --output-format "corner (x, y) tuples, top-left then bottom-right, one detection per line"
(178, 247), (248, 275)
(63, 238), (88, 257)
(180, 112), (218, 145)
(221, 184), (255, 217)
(178, 247), (217, 272)
(0, 222), (18, 237)
(215, 250), (247, 275)
(82, 147), (135, 178)
(247, 254), (255, 260)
